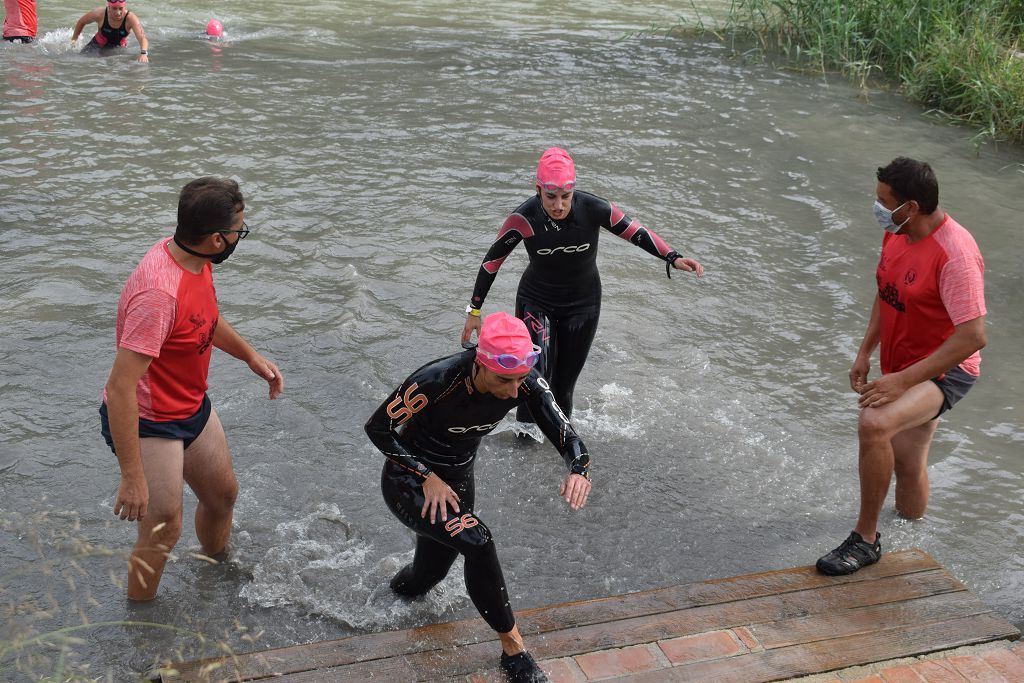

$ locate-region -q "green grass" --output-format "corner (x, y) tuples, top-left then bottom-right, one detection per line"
(721, 0), (1024, 144)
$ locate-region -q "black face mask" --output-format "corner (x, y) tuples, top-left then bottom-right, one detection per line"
(173, 234), (238, 264)
(210, 235), (238, 264)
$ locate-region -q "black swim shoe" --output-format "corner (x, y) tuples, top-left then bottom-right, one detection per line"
(816, 531), (882, 576)
(500, 651), (549, 683)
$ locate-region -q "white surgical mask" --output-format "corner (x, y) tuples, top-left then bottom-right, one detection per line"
(873, 200), (910, 234)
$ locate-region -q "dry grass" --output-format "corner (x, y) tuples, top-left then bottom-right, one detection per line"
(1, 511), (265, 682)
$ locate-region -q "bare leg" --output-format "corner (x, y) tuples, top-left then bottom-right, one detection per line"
(182, 410), (238, 557)
(128, 438), (184, 601)
(853, 381), (943, 543)
(498, 625), (525, 656)
(892, 419), (939, 519)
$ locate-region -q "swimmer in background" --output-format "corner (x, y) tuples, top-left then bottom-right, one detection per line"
(462, 147), (705, 426)
(204, 19), (223, 40)
(71, 0), (148, 63)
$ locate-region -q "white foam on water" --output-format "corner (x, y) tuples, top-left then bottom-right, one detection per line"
(572, 383), (642, 439)
(488, 415), (543, 441)
(239, 503), (471, 630)
(35, 28), (79, 54)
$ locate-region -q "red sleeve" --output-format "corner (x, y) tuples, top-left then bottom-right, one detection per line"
(939, 253), (986, 325)
(935, 223), (986, 326)
(119, 288), (176, 358)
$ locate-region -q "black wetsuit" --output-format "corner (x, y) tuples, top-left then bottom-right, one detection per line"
(83, 8), (131, 52)
(469, 190), (681, 420)
(365, 349), (589, 632)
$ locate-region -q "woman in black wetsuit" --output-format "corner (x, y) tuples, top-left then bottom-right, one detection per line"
(366, 312), (592, 683)
(71, 0), (149, 63)
(461, 147), (704, 423)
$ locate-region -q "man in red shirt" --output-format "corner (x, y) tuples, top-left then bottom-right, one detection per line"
(3, 0), (37, 43)
(817, 157), (987, 575)
(100, 177), (284, 600)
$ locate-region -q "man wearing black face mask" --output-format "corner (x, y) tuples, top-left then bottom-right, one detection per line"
(99, 177), (284, 600)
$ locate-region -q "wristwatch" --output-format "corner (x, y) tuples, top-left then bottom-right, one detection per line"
(465, 305), (481, 317)
(140, 50), (148, 55)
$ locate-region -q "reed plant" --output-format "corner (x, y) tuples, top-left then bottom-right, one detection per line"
(1, 511), (263, 682)
(723, 0), (1024, 144)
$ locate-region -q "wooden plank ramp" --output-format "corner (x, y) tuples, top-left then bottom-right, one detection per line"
(163, 549), (1019, 682)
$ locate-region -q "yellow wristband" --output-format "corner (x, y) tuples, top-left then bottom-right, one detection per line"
(465, 306), (481, 317)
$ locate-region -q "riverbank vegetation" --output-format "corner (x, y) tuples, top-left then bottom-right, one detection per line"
(721, 0), (1024, 144)
(1, 511), (258, 681)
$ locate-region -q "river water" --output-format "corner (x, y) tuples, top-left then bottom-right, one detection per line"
(2, 1), (1022, 679)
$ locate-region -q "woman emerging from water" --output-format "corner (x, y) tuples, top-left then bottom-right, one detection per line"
(71, 0), (148, 63)
(461, 147), (704, 424)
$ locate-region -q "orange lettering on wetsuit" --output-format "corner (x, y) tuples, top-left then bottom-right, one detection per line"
(385, 383), (429, 425)
(444, 513), (480, 537)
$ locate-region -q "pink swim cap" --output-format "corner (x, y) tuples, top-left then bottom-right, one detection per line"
(536, 147), (576, 191)
(476, 312), (538, 376)
(206, 19), (224, 37)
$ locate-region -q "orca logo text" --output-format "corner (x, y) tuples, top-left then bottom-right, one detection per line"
(448, 421), (501, 434)
(536, 243), (590, 255)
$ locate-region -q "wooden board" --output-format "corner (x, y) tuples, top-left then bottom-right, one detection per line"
(165, 549), (1019, 682)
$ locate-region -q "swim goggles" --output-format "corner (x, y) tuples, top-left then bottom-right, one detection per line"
(476, 345), (542, 370)
(537, 180), (576, 192)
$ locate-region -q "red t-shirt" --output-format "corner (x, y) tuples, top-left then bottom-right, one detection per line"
(3, 0), (37, 38)
(875, 214), (985, 377)
(104, 238), (219, 420)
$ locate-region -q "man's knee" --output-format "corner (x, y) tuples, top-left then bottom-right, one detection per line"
(194, 466), (238, 512)
(222, 475), (239, 507)
(858, 409), (895, 443)
(205, 476), (239, 514)
(139, 513), (183, 551)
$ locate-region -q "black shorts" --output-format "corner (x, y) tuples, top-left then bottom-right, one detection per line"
(99, 394), (213, 453)
(3, 36), (34, 44)
(931, 366), (976, 419)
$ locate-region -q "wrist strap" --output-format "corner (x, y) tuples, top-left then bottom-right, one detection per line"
(665, 251), (681, 279)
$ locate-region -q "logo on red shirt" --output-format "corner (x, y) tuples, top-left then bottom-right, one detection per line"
(879, 282), (905, 312)
(194, 316), (217, 355)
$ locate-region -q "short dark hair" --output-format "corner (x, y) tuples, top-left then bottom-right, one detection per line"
(876, 157), (939, 213)
(175, 177), (245, 246)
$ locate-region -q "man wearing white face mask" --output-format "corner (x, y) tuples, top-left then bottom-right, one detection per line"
(816, 157), (987, 576)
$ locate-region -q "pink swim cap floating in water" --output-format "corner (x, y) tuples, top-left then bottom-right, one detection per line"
(206, 19), (224, 38)
(536, 147), (576, 191)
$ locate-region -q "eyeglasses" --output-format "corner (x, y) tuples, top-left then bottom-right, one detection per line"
(477, 345), (541, 370)
(216, 221), (249, 239)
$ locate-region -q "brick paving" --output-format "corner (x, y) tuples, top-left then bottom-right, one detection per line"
(532, 634), (1024, 682)
(167, 549), (1016, 682)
